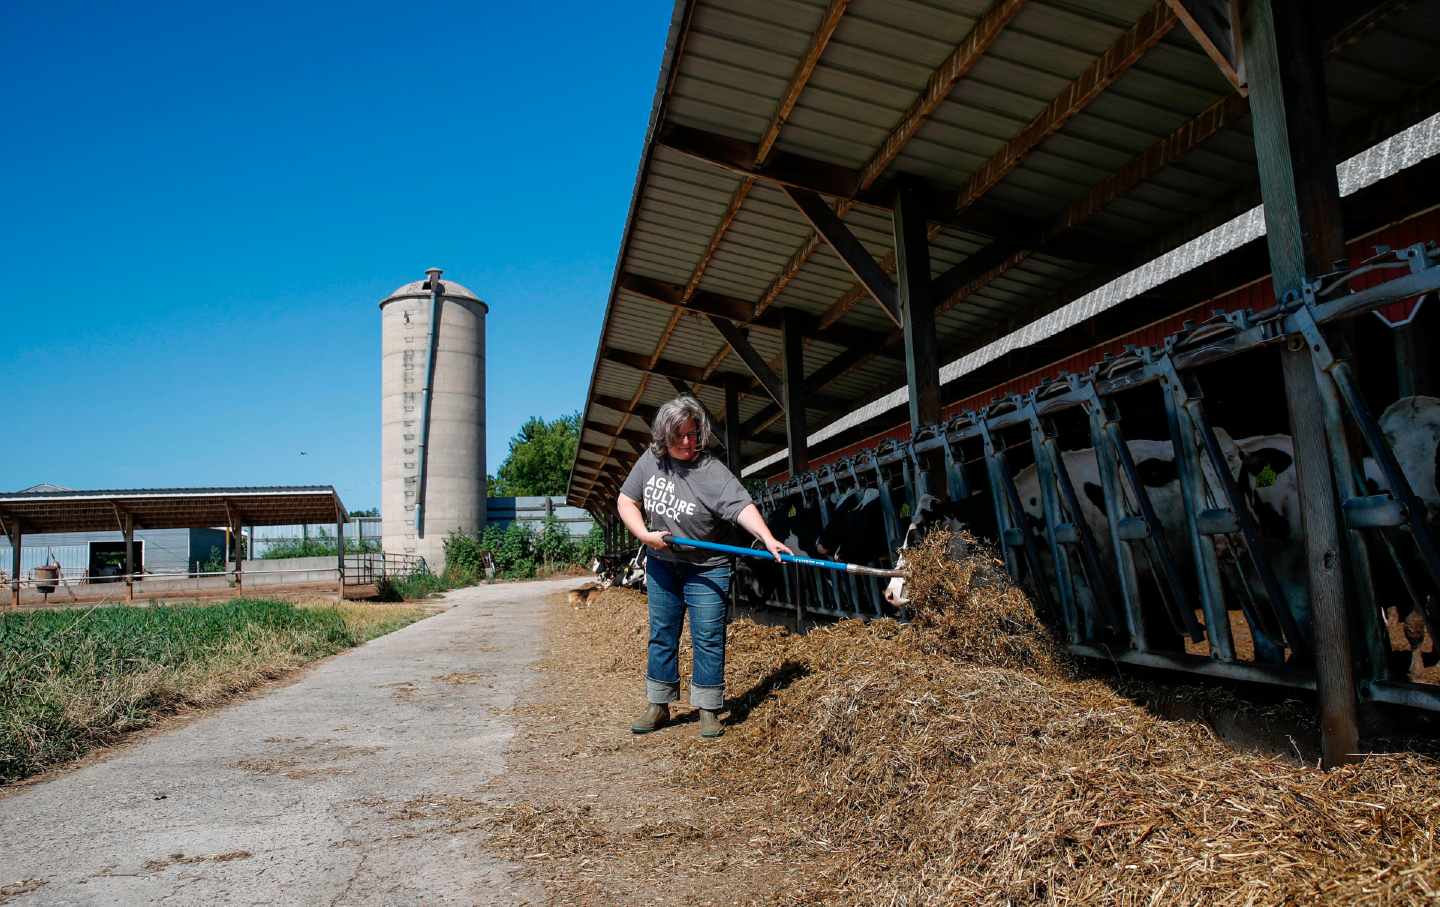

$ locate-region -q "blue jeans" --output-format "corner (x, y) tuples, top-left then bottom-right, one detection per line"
(645, 557), (730, 710)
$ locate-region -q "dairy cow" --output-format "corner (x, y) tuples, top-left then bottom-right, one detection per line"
(732, 495), (825, 609)
(1379, 395), (1440, 521)
(883, 492), (997, 607)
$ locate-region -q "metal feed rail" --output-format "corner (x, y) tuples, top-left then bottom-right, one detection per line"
(754, 243), (1440, 713)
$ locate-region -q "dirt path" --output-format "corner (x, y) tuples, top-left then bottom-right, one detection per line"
(479, 594), (807, 906)
(0, 579), (584, 906)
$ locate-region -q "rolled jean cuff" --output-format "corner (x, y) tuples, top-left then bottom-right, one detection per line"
(689, 684), (724, 710)
(646, 677), (680, 704)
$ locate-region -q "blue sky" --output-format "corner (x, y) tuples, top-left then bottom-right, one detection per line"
(1, 0), (672, 510)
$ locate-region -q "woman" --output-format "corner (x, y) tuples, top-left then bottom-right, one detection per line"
(616, 396), (792, 739)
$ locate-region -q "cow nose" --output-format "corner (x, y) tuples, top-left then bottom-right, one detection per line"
(884, 577), (908, 606)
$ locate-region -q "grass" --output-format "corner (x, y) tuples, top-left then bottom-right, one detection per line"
(0, 598), (429, 784)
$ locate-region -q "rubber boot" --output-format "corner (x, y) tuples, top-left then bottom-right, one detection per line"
(630, 703), (669, 734)
(698, 708), (725, 739)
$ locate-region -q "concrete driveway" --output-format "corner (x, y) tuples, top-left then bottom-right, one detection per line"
(0, 578), (585, 906)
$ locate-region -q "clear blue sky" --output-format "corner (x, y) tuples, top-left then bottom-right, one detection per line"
(2, 0), (672, 510)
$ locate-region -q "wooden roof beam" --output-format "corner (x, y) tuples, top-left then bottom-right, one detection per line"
(601, 0), (856, 507)
(660, 124), (1028, 240)
(582, 421), (649, 451)
(600, 348), (848, 409)
(1165, 0), (1246, 92)
(816, 1), (1180, 330)
(929, 0), (1405, 314)
(783, 186), (901, 327)
(676, 0), (851, 307)
(752, 0), (1028, 315)
(706, 318), (784, 406)
(951, 2), (1178, 215)
(620, 272), (902, 358)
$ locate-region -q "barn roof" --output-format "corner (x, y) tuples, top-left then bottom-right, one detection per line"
(568, 0), (1440, 509)
(0, 486), (347, 536)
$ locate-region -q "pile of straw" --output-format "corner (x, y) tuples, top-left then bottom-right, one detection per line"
(582, 531), (1440, 904)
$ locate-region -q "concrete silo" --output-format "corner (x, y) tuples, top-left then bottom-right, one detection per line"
(379, 269), (487, 573)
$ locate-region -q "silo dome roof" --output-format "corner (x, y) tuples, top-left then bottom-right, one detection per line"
(379, 277), (488, 310)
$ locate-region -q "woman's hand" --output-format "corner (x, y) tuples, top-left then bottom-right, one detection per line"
(762, 535), (792, 562)
(641, 530), (671, 551)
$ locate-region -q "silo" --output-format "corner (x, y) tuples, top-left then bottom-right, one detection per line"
(380, 269), (487, 573)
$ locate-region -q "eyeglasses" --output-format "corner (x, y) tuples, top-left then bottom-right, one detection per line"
(676, 431), (701, 442)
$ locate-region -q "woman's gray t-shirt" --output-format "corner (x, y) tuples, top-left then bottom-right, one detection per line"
(619, 450), (753, 566)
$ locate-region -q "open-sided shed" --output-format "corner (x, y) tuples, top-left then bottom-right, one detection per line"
(0, 486), (348, 604)
(570, 0), (1440, 766)
(568, 0), (1440, 505)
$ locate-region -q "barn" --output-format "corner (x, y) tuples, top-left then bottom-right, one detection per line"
(566, 0), (1440, 766)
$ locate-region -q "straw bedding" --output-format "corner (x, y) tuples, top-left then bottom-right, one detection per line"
(577, 530), (1440, 905)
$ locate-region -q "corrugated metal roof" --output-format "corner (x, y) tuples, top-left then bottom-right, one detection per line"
(569, 0), (1440, 508)
(0, 487), (347, 535)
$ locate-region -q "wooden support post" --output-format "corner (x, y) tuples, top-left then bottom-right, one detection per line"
(225, 501), (242, 593)
(894, 179), (941, 430)
(724, 377), (742, 476)
(8, 520), (20, 608)
(122, 515), (135, 603)
(894, 178), (945, 494)
(336, 507), (346, 602)
(781, 309), (809, 476)
(1243, 0), (1357, 767)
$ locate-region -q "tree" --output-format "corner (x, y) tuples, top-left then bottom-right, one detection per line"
(489, 412), (580, 497)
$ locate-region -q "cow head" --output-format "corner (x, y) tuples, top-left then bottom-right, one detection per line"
(1381, 395), (1440, 523)
(884, 494), (970, 607)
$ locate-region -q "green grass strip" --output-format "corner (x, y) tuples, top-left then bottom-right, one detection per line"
(0, 599), (423, 784)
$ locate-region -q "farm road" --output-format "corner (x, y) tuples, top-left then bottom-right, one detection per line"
(0, 578), (588, 906)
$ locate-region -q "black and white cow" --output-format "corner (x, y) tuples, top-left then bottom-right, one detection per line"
(814, 488), (897, 566)
(733, 495), (826, 609)
(883, 492), (996, 607)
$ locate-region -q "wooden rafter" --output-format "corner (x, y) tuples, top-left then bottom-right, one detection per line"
(818, 1), (1180, 329)
(1165, 0), (1246, 92)
(653, 0), (1033, 467)
(953, 2), (1178, 214)
(783, 186), (901, 325)
(753, 0), (1027, 316)
(930, 1), (1398, 316)
(621, 272), (900, 355)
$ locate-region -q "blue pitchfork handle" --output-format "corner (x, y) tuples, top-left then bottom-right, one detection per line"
(662, 534), (904, 579)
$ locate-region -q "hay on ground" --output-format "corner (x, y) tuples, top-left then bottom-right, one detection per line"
(574, 531), (1440, 905)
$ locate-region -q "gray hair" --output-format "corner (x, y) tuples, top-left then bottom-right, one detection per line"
(650, 396), (712, 458)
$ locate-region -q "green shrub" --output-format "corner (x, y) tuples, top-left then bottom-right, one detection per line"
(443, 531), (489, 580)
(200, 546), (226, 574)
(261, 528), (381, 559)
(493, 522), (535, 577)
(536, 514), (576, 569)
(578, 524), (605, 563)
